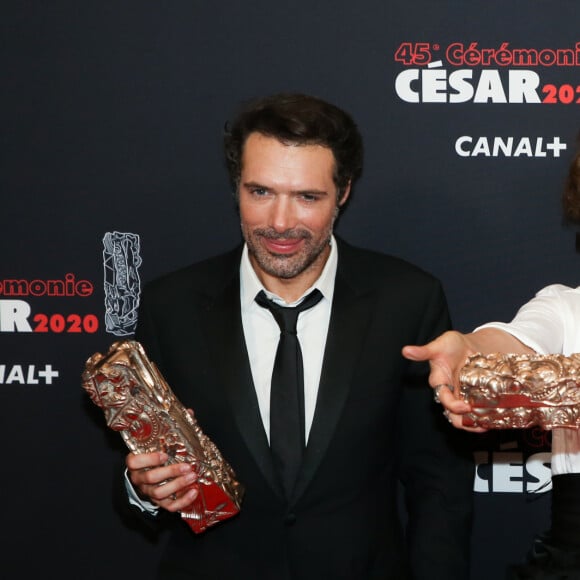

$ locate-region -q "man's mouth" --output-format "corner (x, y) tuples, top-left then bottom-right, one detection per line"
(255, 229), (310, 255)
(261, 236), (304, 255)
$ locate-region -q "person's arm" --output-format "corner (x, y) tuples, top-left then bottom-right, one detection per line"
(402, 328), (534, 429)
(403, 284), (579, 429)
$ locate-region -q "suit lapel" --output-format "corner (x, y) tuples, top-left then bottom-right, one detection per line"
(197, 242), (373, 504)
(198, 266), (283, 498)
(292, 264), (372, 502)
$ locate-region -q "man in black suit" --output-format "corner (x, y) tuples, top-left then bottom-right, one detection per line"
(125, 93), (473, 579)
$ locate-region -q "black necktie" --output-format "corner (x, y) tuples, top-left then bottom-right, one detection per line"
(255, 288), (323, 497)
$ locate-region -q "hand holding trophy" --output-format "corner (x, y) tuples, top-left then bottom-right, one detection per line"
(82, 340), (244, 533)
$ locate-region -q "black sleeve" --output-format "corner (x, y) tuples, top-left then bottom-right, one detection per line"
(398, 281), (475, 580)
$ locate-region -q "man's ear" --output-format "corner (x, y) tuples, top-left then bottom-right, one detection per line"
(338, 181), (351, 207)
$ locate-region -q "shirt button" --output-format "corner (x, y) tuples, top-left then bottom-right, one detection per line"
(284, 513), (297, 526)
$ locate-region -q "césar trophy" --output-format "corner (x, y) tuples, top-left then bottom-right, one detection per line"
(82, 340), (244, 533)
(460, 352), (580, 429)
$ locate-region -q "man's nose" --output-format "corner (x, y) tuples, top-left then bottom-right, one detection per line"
(269, 195), (296, 232)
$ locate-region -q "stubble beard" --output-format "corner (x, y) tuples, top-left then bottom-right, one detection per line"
(243, 225), (334, 280)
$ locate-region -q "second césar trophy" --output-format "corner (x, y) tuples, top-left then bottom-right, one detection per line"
(460, 352), (580, 429)
(82, 339), (244, 533)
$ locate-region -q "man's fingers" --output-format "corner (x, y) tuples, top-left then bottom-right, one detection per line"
(159, 485), (200, 512)
(148, 470), (198, 503)
(126, 451), (168, 470)
(147, 471), (199, 512)
(141, 461), (193, 484)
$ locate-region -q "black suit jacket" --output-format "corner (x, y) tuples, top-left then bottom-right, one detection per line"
(133, 238), (473, 580)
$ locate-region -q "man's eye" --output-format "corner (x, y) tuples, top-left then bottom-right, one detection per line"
(252, 188), (268, 196)
(301, 193), (318, 202)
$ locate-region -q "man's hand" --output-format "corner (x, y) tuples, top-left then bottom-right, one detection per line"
(126, 451), (199, 512)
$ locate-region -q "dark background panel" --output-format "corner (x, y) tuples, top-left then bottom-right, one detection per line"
(2, 1), (580, 577)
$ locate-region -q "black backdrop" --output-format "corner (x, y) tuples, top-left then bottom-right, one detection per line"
(3, 1), (580, 577)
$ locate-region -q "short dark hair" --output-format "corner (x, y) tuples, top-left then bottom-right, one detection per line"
(224, 93), (363, 203)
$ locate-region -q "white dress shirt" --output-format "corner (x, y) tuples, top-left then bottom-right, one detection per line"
(477, 283), (580, 475)
(240, 236), (337, 443)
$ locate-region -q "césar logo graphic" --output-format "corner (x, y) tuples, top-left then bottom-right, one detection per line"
(0, 273), (99, 333)
(0, 300), (99, 333)
(394, 42), (580, 105)
(395, 60), (542, 104)
(103, 231), (142, 337)
(474, 450), (552, 493)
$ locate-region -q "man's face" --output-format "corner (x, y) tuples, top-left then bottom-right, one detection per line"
(238, 132), (349, 288)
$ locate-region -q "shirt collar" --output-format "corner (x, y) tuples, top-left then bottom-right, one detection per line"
(240, 235), (338, 308)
